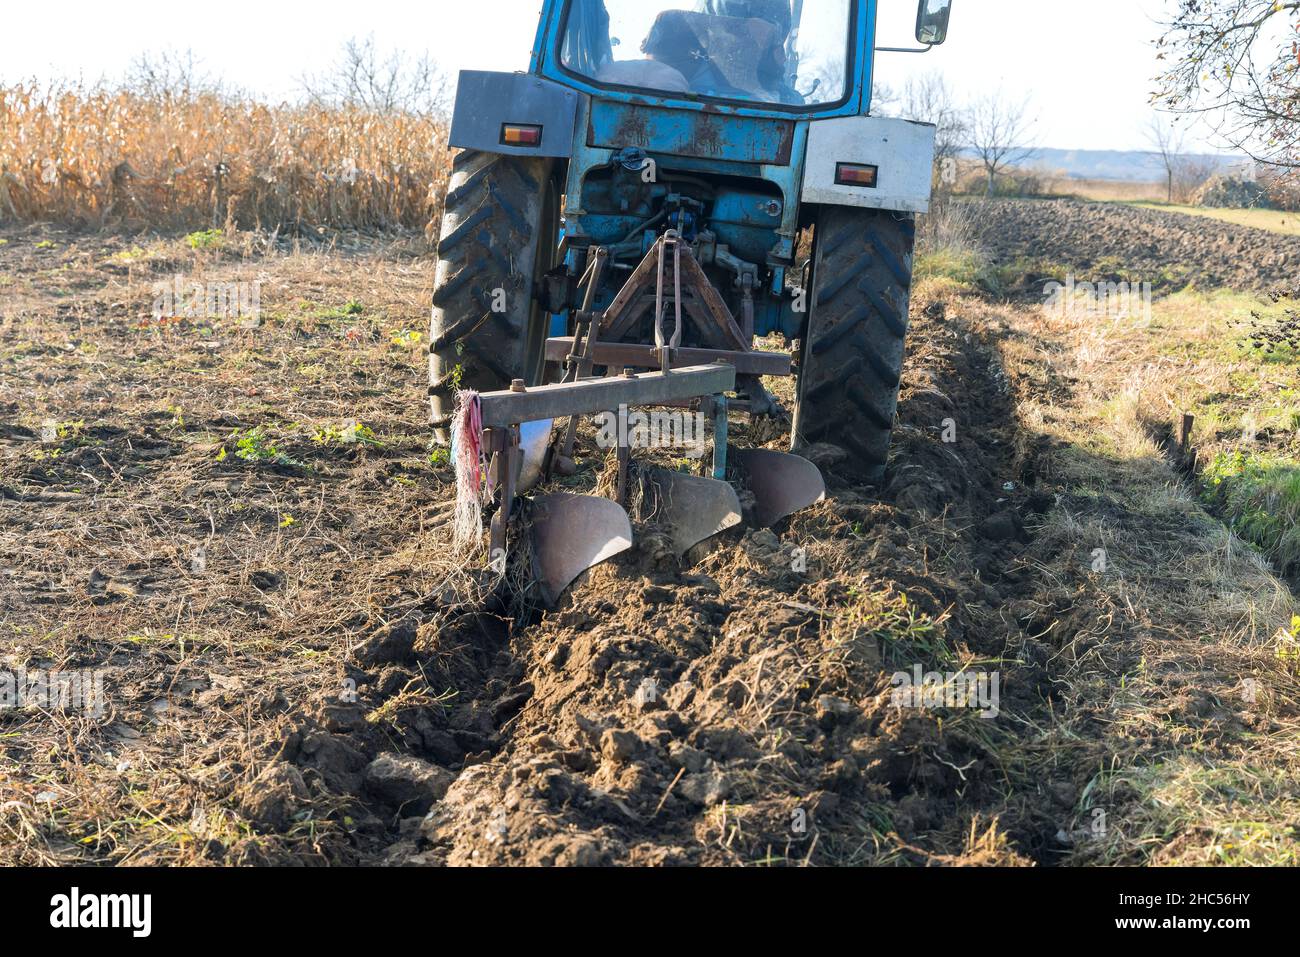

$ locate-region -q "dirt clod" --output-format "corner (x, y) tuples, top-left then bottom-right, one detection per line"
(600, 729), (643, 765)
(677, 767), (731, 807)
(354, 617), (420, 667)
(978, 510), (1024, 542)
(241, 764), (309, 832)
(364, 753), (455, 816)
(816, 695), (857, 730)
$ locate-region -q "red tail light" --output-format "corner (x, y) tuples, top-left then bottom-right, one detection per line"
(835, 163), (879, 188)
(500, 124), (543, 147)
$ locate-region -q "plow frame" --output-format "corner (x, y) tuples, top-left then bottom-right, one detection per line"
(476, 363), (736, 559)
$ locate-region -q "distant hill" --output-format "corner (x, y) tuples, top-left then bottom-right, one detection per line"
(958, 147), (1253, 183)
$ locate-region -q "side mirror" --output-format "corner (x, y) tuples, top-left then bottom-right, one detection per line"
(916, 0), (953, 46)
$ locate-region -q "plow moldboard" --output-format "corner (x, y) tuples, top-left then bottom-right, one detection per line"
(646, 469), (743, 558)
(529, 493), (633, 606)
(736, 449), (826, 529)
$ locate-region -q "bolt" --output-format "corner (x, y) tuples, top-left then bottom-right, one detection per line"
(510, 379), (527, 393)
(623, 368), (636, 379)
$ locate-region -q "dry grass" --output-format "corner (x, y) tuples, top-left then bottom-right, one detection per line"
(0, 83), (451, 232)
(0, 224), (456, 864)
(1093, 287), (1300, 574)
(999, 290), (1300, 865)
(909, 189), (1300, 862)
(917, 195), (984, 259)
(945, 156), (1168, 203)
(1126, 201), (1300, 236)
(1042, 177), (1168, 203)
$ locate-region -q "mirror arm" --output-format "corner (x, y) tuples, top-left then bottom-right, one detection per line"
(874, 44), (935, 54)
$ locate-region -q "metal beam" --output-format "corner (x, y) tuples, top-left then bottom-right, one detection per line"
(477, 364), (736, 429)
(545, 338), (792, 377)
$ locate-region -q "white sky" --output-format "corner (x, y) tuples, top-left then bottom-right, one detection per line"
(1, 0), (1229, 154)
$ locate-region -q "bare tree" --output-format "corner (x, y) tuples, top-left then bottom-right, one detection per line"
(300, 35), (450, 117)
(968, 93), (1037, 197)
(1156, 1), (1300, 179)
(1146, 114), (1188, 202)
(1173, 155), (1220, 204)
(125, 49), (219, 100)
(898, 73), (969, 189)
(872, 82), (900, 116)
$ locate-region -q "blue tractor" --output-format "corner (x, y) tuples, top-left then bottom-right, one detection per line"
(432, 0), (953, 601)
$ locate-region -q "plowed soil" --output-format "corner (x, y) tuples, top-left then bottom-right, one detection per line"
(981, 198), (1300, 293)
(4, 201), (1299, 867)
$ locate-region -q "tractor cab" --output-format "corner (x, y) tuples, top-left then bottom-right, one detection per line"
(553, 0), (854, 110)
(533, 0), (877, 118)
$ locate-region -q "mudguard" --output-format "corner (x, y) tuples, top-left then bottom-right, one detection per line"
(450, 70), (581, 159)
(802, 115), (937, 214)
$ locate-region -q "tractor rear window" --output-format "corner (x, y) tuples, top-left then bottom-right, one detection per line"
(560, 0), (853, 108)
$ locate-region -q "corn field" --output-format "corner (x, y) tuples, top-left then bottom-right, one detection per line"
(0, 83), (452, 232)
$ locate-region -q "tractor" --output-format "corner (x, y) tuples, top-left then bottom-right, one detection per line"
(431, 0), (954, 605)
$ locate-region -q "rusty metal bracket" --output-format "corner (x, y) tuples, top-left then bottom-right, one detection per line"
(557, 247), (610, 465)
(544, 338), (792, 377)
(486, 426), (521, 563)
(654, 230), (684, 372)
(478, 364), (736, 429)
(601, 235), (749, 353)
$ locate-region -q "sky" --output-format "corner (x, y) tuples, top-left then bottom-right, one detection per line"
(1, 0), (1230, 155)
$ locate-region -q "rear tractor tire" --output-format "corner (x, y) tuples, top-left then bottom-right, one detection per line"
(429, 150), (559, 441)
(793, 206), (917, 484)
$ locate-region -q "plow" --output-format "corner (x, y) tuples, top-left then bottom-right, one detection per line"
(459, 231), (826, 606)
(432, 0), (954, 602)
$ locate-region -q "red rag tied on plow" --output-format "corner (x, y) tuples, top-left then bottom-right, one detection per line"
(451, 390), (491, 548)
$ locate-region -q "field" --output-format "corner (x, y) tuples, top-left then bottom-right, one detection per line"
(3, 197), (1300, 866)
(0, 83), (449, 231)
(1041, 177), (1169, 203)
(1125, 201), (1300, 237)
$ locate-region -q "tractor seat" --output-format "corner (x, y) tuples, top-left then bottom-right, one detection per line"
(596, 58), (690, 93)
(642, 10), (780, 99)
